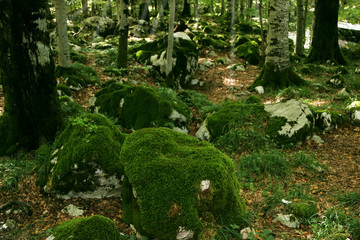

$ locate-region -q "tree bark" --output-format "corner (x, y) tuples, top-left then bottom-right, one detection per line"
(295, 0), (305, 56)
(82, 0), (89, 17)
(182, 0), (191, 17)
(249, 0), (306, 90)
(166, 0), (175, 76)
(117, 0), (129, 68)
(139, 0), (150, 21)
(54, 0), (71, 68)
(0, 0), (63, 155)
(240, 0), (245, 21)
(305, 0), (346, 64)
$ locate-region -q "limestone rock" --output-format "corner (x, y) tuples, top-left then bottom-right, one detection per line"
(265, 99), (314, 145)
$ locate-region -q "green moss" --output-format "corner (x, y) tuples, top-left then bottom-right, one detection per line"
(94, 83), (190, 131)
(243, 95), (262, 104)
(53, 215), (122, 240)
(59, 96), (85, 121)
(234, 35), (251, 47)
(57, 84), (72, 97)
(177, 90), (219, 118)
(37, 113), (127, 194)
(120, 128), (247, 239)
(70, 51), (87, 64)
(200, 36), (230, 50)
(235, 41), (259, 65)
(288, 200), (317, 220)
(135, 50), (153, 63)
(55, 63), (99, 88)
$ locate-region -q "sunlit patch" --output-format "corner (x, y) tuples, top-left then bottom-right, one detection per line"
(223, 77), (237, 86)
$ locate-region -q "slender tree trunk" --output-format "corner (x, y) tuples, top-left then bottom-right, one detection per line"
(249, 0), (306, 90)
(82, 0), (89, 17)
(306, 0), (346, 64)
(247, 0), (252, 21)
(195, 0), (200, 18)
(182, 0), (191, 17)
(303, 0), (309, 38)
(55, 0), (71, 68)
(0, 0), (63, 155)
(221, 0), (225, 16)
(295, 0), (305, 56)
(139, 0), (150, 21)
(166, 0), (175, 76)
(240, 0), (245, 21)
(116, 0), (121, 22)
(105, 0), (112, 17)
(259, 0), (265, 62)
(117, 0), (129, 68)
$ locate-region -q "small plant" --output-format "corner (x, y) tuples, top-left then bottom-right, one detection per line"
(336, 191), (360, 207)
(289, 151), (325, 173)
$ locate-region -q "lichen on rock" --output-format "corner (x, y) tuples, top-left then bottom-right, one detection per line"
(120, 127), (246, 239)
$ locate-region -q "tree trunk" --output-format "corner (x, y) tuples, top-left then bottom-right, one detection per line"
(195, 0), (200, 18)
(295, 0), (305, 56)
(82, 0), (89, 17)
(182, 0), (191, 17)
(240, 0), (245, 21)
(249, 0), (306, 90)
(55, 0), (71, 68)
(166, 0), (175, 80)
(0, 0), (63, 155)
(117, 0), (129, 68)
(259, 0), (265, 62)
(139, 0), (150, 21)
(105, 0), (112, 17)
(221, 0), (225, 16)
(306, 0), (346, 64)
(247, 0), (252, 21)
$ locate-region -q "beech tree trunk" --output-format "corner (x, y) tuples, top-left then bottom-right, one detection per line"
(55, 0), (71, 68)
(182, 0), (191, 17)
(306, 0), (346, 64)
(166, 0), (175, 77)
(82, 0), (89, 17)
(139, 0), (150, 21)
(240, 0), (245, 21)
(117, 0), (129, 68)
(249, 0), (306, 90)
(0, 0), (63, 155)
(295, 0), (305, 56)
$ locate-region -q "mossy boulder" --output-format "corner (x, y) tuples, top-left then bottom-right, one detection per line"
(130, 32), (198, 89)
(313, 110), (345, 132)
(198, 35), (231, 50)
(347, 101), (360, 125)
(91, 82), (191, 132)
(120, 128), (247, 240)
(234, 41), (260, 65)
(55, 63), (98, 90)
(50, 215), (122, 240)
(82, 16), (116, 38)
(38, 113), (127, 197)
(288, 200), (317, 220)
(265, 99), (314, 145)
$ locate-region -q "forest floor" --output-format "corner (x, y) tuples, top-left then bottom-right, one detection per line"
(1, 46), (360, 240)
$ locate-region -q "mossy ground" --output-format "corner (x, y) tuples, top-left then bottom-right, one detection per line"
(37, 113), (127, 194)
(120, 128), (246, 239)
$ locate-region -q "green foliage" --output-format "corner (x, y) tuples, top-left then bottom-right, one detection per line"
(208, 100), (272, 154)
(289, 151), (324, 173)
(55, 63), (98, 88)
(37, 113), (126, 194)
(0, 154), (36, 191)
(120, 128), (247, 239)
(57, 84), (72, 97)
(236, 149), (291, 182)
(336, 191), (360, 207)
(59, 96), (86, 121)
(276, 86), (313, 99)
(53, 215), (122, 240)
(176, 90), (219, 117)
(70, 51), (87, 64)
(288, 200), (317, 220)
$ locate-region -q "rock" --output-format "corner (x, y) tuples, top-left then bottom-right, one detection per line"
(347, 101), (360, 124)
(312, 135), (324, 144)
(337, 88), (350, 96)
(234, 41), (260, 65)
(288, 200), (317, 220)
(92, 82), (191, 132)
(314, 111), (344, 132)
(208, 51), (218, 57)
(201, 59), (215, 68)
(265, 99), (314, 145)
(274, 214), (300, 228)
(131, 32), (198, 88)
(191, 79), (199, 85)
(61, 204), (84, 217)
(227, 63), (246, 71)
(50, 215), (119, 240)
(1, 219), (16, 231)
(82, 16), (116, 38)
(255, 86), (264, 95)
(37, 114), (126, 197)
(240, 227), (256, 239)
(121, 128), (247, 239)
(216, 57), (231, 65)
(195, 120), (211, 141)
(327, 75), (345, 88)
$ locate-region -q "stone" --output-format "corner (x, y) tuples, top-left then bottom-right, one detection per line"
(50, 215), (119, 240)
(195, 120), (211, 141)
(227, 63), (246, 71)
(240, 227), (256, 239)
(255, 86), (264, 95)
(234, 41), (260, 65)
(201, 59), (215, 68)
(121, 128), (246, 240)
(92, 82), (191, 132)
(61, 204), (84, 217)
(37, 114), (126, 197)
(265, 99), (314, 145)
(208, 51), (218, 57)
(312, 135), (324, 144)
(82, 16), (116, 38)
(274, 214), (300, 228)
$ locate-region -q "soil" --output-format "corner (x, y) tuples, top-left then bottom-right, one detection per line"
(1, 46), (360, 240)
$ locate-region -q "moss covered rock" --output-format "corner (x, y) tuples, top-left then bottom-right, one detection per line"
(288, 200), (317, 220)
(234, 40), (260, 65)
(130, 32), (198, 89)
(265, 99), (314, 145)
(38, 113), (127, 197)
(120, 128), (246, 239)
(313, 110), (345, 132)
(51, 215), (122, 240)
(91, 82), (191, 132)
(82, 16), (116, 38)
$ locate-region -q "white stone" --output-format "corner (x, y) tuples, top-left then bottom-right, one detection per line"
(176, 226), (194, 240)
(208, 51), (218, 57)
(45, 235), (55, 240)
(347, 101), (360, 109)
(318, 112), (332, 131)
(352, 110), (360, 122)
(174, 32), (191, 41)
(240, 227), (256, 239)
(265, 99), (313, 138)
(200, 180), (210, 191)
(275, 214), (300, 228)
(150, 51), (177, 75)
(255, 86), (264, 95)
(61, 204), (84, 217)
(281, 199), (292, 204)
(169, 109), (187, 123)
(50, 156), (58, 165)
(195, 120), (211, 141)
(119, 98), (125, 108)
(191, 79), (199, 85)
(312, 135), (324, 144)
(88, 96), (97, 108)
